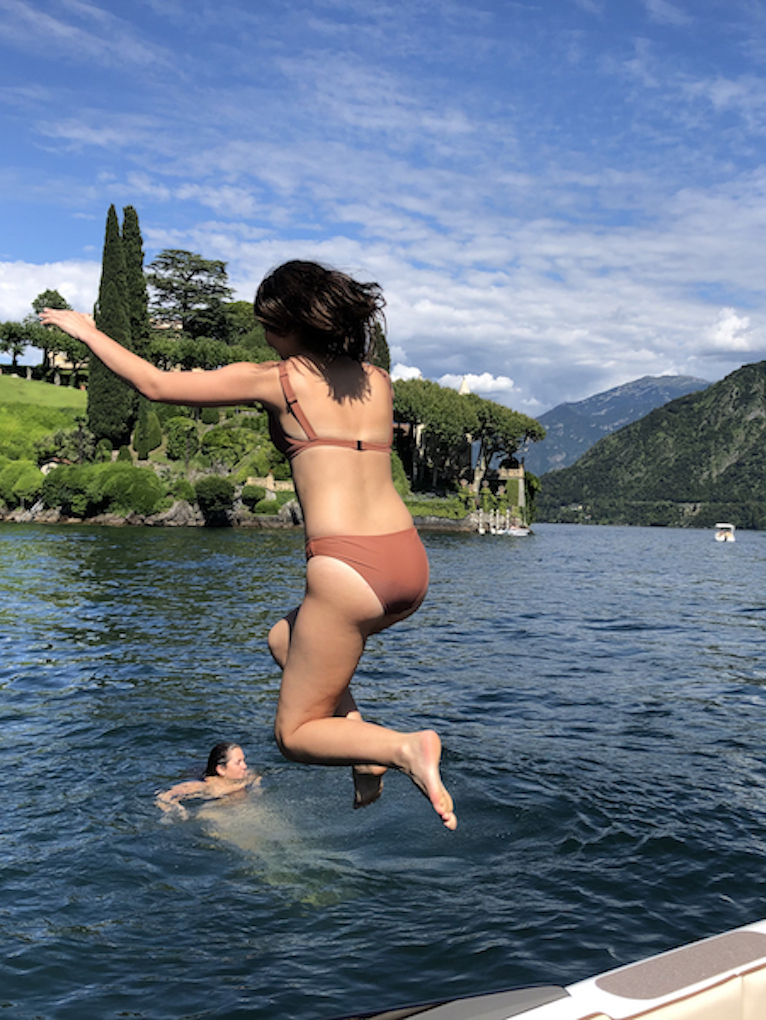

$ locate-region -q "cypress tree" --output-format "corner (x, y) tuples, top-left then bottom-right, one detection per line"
(134, 396), (162, 459)
(88, 205), (136, 447)
(122, 205), (151, 358)
(370, 322), (390, 372)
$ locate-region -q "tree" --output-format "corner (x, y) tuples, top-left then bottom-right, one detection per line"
(369, 322), (390, 372)
(133, 397), (162, 459)
(89, 205), (136, 447)
(1, 315), (88, 381)
(0, 291), (74, 378)
(122, 206), (151, 358)
(222, 301), (272, 358)
(394, 378), (476, 489)
(147, 250), (233, 337)
(462, 392), (546, 491)
(194, 476), (235, 525)
(393, 378), (546, 492)
(0, 321), (32, 370)
(31, 289), (70, 315)
(29, 292), (88, 381)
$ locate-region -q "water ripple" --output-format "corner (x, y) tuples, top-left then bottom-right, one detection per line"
(2, 523), (766, 1018)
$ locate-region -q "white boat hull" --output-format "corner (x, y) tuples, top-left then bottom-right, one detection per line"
(338, 917), (766, 1020)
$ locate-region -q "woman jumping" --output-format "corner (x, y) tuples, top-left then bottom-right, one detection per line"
(41, 260), (456, 829)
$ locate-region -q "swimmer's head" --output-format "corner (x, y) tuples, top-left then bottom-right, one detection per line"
(254, 260), (385, 363)
(205, 742), (247, 779)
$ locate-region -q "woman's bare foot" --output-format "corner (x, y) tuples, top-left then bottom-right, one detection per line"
(399, 730), (457, 830)
(352, 764), (387, 809)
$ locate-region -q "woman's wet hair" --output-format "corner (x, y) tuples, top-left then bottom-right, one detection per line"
(205, 742), (238, 777)
(254, 260), (385, 362)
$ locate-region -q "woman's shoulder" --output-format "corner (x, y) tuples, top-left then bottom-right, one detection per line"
(364, 362), (391, 381)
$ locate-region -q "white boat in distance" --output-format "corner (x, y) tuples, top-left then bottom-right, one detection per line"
(334, 916), (766, 1020)
(715, 523), (736, 542)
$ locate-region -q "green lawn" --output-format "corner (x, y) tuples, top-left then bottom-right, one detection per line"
(0, 373), (87, 410)
(0, 375), (87, 461)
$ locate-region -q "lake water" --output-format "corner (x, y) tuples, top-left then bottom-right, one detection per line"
(2, 522), (766, 1019)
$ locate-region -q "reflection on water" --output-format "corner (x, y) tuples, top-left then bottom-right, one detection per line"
(2, 522), (766, 1019)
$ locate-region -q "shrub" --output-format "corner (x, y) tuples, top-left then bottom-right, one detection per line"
(165, 417), (199, 461)
(12, 465), (43, 507)
(391, 451), (409, 497)
(404, 495), (468, 520)
(96, 438), (113, 462)
(117, 445), (133, 462)
(234, 448), (273, 482)
(237, 412), (268, 433)
(41, 464), (97, 517)
(100, 464), (167, 515)
(34, 423), (97, 466)
(254, 497), (278, 514)
(1, 404), (85, 461)
(0, 460), (42, 508)
(241, 484), (266, 509)
(41, 463), (169, 517)
(201, 407), (220, 425)
(271, 456), (291, 480)
(254, 491), (294, 514)
(134, 400), (163, 459)
(195, 476), (235, 524)
(200, 424), (259, 469)
(172, 478), (196, 502)
(154, 402), (190, 426)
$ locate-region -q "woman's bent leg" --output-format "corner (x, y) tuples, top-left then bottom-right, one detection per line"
(335, 688), (388, 809)
(269, 610), (385, 806)
(274, 556), (456, 829)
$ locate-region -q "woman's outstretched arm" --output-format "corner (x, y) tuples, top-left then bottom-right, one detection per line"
(39, 309), (277, 408)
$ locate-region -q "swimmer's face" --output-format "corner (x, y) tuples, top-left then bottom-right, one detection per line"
(219, 746), (248, 781)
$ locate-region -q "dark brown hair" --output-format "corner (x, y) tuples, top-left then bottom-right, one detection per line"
(254, 260), (385, 363)
(205, 742), (238, 777)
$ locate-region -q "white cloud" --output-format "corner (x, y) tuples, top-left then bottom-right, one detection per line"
(0, 0), (173, 69)
(704, 307), (754, 353)
(0, 260), (100, 321)
(2, 0), (766, 413)
(643, 0), (692, 27)
(390, 363), (422, 382)
(439, 371), (517, 396)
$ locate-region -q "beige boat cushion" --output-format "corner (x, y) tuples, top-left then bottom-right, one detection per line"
(595, 931), (766, 999)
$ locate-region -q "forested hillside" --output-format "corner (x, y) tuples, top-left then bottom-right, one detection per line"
(524, 374), (710, 475)
(536, 361), (766, 529)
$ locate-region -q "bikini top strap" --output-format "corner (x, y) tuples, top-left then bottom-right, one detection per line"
(278, 361), (317, 441)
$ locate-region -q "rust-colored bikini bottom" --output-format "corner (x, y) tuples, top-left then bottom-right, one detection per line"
(305, 527), (429, 616)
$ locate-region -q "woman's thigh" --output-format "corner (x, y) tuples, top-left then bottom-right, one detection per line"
(275, 556), (386, 731)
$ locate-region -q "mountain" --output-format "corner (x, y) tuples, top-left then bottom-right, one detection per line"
(524, 375), (710, 476)
(535, 361), (766, 530)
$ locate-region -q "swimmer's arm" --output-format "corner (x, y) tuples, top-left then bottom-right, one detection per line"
(155, 779), (207, 817)
(38, 309), (281, 409)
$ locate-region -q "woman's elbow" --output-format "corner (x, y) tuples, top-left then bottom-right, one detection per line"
(137, 370), (180, 404)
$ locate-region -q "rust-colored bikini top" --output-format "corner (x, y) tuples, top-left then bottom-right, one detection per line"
(268, 360), (393, 461)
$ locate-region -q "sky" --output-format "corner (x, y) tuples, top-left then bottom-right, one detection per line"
(2, 0), (766, 414)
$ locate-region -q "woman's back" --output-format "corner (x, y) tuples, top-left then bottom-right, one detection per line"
(272, 356), (412, 539)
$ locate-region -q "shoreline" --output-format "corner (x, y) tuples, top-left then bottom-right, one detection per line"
(0, 501), (478, 532)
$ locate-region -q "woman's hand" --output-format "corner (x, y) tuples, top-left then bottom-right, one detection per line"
(39, 309), (98, 341)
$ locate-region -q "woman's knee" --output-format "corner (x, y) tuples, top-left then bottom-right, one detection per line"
(268, 610), (298, 667)
(267, 621), (287, 667)
(273, 717), (303, 762)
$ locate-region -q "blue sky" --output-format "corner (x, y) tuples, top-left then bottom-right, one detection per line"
(2, 0), (766, 413)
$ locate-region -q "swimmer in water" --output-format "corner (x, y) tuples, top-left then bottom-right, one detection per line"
(42, 261), (456, 830)
(156, 742), (261, 819)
